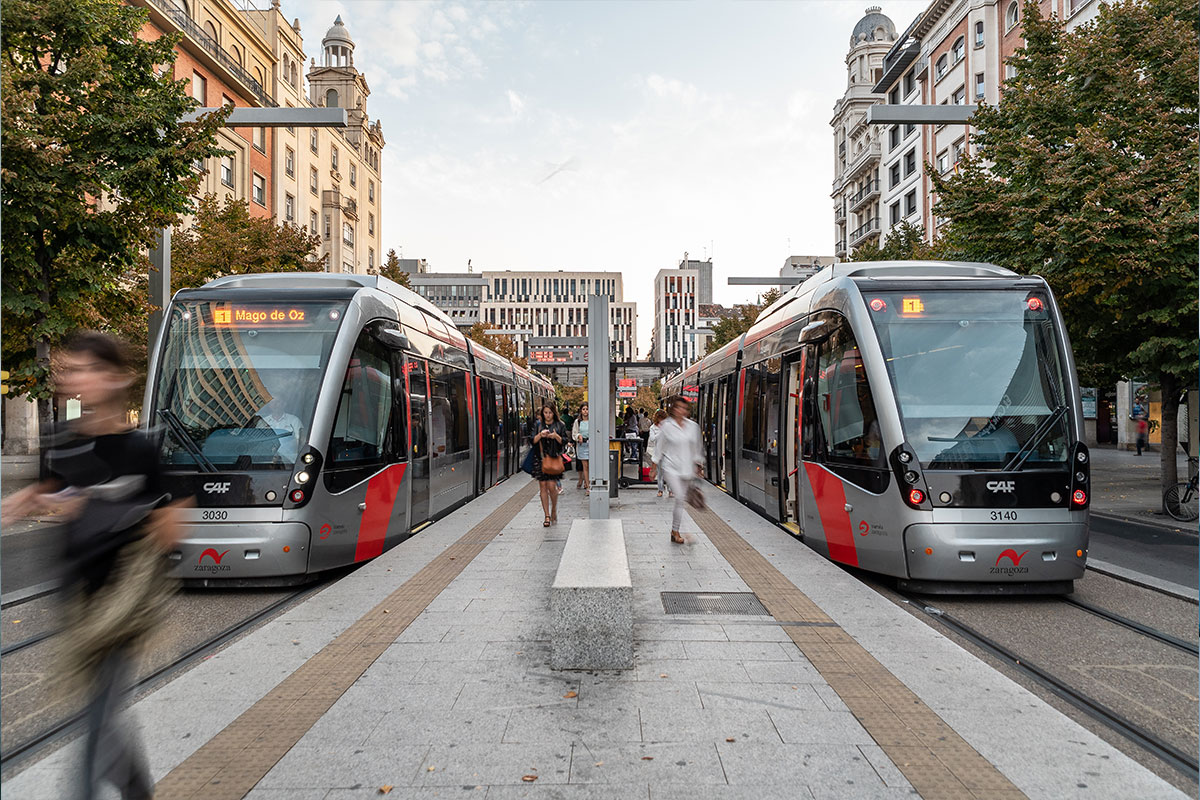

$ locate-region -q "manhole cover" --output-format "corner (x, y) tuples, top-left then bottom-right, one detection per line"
(661, 592), (770, 616)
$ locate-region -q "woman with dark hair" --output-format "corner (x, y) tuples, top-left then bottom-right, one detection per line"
(652, 395), (704, 544)
(572, 402), (591, 492)
(531, 404), (566, 526)
(3, 331), (184, 800)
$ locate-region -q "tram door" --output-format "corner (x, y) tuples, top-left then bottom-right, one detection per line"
(783, 354), (804, 532)
(407, 358), (431, 526)
(717, 377), (733, 488)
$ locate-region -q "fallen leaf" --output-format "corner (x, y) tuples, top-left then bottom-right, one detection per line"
(427, 766), (436, 772)
(594, 761), (604, 767)
(12, 620), (20, 624)
(449, 556), (456, 560)
(378, 786), (393, 795)
(563, 691), (578, 698)
(383, 610), (390, 614)
(641, 756), (654, 761)
(725, 737), (736, 742)
(659, 673), (668, 678)
(791, 686), (798, 690)
(521, 775), (538, 782)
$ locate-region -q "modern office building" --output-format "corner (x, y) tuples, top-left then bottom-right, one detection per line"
(830, 7), (899, 260)
(651, 257), (713, 367)
(408, 272), (488, 330)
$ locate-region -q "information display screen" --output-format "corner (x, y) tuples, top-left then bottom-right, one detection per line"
(530, 348), (587, 364)
(211, 304), (333, 327)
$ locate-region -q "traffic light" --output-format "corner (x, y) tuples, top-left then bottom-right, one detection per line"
(0, 370), (8, 395)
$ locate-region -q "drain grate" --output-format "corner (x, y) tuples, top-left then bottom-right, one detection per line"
(661, 591), (770, 616)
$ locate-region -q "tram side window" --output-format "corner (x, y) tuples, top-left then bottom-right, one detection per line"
(742, 368), (762, 452)
(329, 335), (394, 468)
(814, 322), (884, 468)
(430, 364), (470, 455)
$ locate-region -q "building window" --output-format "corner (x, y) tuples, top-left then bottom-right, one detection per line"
(191, 71), (206, 103)
(310, 210), (318, 234)
(975, 72), (986, 100)
(331, 145), (339, 170)
(324, 214), (331, 240)
(975, 20), (985, 47)
(953, 137), (966, 163)
(285, 102), (294, 134)
(889, 201), (900, 227)
(220, 155), (234, 187)
(1006, 63), (1018, 81)
(325, 88), (338, 109)
(889, 162), (900, 189)
(253, 126), (266, 151)
(889, 125), (899, 150)
(1006, 1), (1020, 30)
(905, 123), (915, 137)
(342, 222), (353, 245)
(368, 181), (375, 203)
(252, 172), (265, 205)
(935, 54), (948, 79)
(368, 213), (374, 236)
(284, 193), (294, 221)
(936, 150), (950, 174)
(888, 86), (899, 105)
(222, 94), (235, 108)
(952, 86), (966, 105)
(310, 167), (318, 194)
(349, 163), (356, 186)
(310, 129), (318, 154)
(952, 37), (965, 64)
(284, 147), (294, 177)
(904, 70), (915, 96)
(903, 148), (916, 176)
(904, 189), (917, 217)
(368, 248), (374, 269)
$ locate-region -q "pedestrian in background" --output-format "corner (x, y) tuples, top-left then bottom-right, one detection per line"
(532, 404), (566, 525)
(652, 396), (704, 544)
(572, 402), (591, 493)
(2, 331), (186, 800)
(1132, 399), (1150, 456)
(646, 408), (668, 497)
(638, 408), (652, 448)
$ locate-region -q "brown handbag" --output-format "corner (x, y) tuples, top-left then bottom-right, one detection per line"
(539, 439), (565, 478)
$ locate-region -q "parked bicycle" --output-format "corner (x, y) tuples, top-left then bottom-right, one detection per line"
(1163, 456), (1199, 522)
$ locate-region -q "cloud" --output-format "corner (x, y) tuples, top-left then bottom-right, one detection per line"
(506, 89), (525, 117)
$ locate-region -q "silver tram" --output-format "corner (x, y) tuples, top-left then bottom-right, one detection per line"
(665, 261), (1090, 593)
(144, 273), (553, 585)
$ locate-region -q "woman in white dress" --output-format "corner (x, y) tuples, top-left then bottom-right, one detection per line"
(651, 396), (704, 544)
(571, 403), (591, 492)
(645, 408), (668, 497)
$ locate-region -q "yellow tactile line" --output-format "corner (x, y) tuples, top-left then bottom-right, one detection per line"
(689, 505), (1028, 800)
(154, 480), (540, 800)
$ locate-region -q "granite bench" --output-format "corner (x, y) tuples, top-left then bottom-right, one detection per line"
(550, 518), (633, 670)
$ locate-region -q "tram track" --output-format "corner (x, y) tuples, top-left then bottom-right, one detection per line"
(1060, 595), (1198, 656)
(0, 582), (321, 774)
(899, 593), (1200, 783)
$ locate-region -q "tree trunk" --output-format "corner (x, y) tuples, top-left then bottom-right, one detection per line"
(1158, 370), (1180, 509)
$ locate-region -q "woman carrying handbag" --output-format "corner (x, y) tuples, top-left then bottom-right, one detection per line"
(652, 396), (705, 544)
(532, 404), (567, 526)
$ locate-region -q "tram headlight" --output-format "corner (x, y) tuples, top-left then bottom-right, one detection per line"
(290, 488), (306, 503)
(908, 489), (925, 505)
(295, 471), (311, 484)
(1026, 296), (1045, 312)
(303, 453), (315, 464)
(1071, 489), (1087, 506)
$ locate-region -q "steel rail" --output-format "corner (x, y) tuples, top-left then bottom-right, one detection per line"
(1061, 596), (1198, 657)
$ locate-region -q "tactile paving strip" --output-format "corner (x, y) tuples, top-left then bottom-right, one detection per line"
(688, 504), (1028, 800)
(153, 480), (540, 800)
(661, 591), (771, 616)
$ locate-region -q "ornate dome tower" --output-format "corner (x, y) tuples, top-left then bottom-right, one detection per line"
(322, 15), (354, 68)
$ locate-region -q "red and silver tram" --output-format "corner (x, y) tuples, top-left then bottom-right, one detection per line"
(144, 273), (552, 585)
(666, 261), (1089, 593)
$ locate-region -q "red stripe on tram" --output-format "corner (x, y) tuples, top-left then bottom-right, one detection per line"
(737, 369), (746, 415)
(354, 463), (407, 562)
(804, 463), (858, 567)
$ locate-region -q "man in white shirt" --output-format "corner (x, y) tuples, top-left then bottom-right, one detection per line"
(652, 396), (704, 543)
(256, 375), (305, 464)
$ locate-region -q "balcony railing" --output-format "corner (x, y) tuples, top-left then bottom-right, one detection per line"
(835, 240), (847, 257)
(145, 0), (276, 107)
(845, 141), (881, 179)
(849, 180), (880, 212)
(835, 205), (846, 222)
(848, 217), (880, 247)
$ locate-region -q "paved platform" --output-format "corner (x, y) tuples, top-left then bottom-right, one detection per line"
(2, 479), (1189, 799)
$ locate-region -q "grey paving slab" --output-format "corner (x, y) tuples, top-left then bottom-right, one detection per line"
(415, 743), (573, 786)
(739, 660), (823, 684)
(638, 706), (781, 744)
(451, 678), (583, 712)
(718, 622), (793, 643)
(364, 708), (512, 745)
(632, 622), (728, 642)
(503, 704), (642, 744)
(244, 789), (330, 800)
(767, 708), (876, 746)
(696, 682), (829, 712)
(633, 658), (752, 683)
(567, 743), (726, 785)
(715, 741), (888, 792)
(486, 786), (650, 800)
(857, 744), (915, 789)
(649, 785), (815, 800)
(574, 681), (703, 711)
(256, 742), (430, 790)
(681, 641), (795, 661)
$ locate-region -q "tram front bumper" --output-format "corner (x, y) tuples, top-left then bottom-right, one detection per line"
(904, 522), (1088, 583)
(168, 522), (312, 582)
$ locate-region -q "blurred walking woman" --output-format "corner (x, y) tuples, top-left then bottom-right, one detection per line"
(646, 408), (668, 497)
(532, 404), (566, 526)
(652, 396), (704, 544)
(572, 402), (591, 492)
(2, 332), (185, 800)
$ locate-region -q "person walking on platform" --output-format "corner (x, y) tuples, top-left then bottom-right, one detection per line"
(572, 402), (591, 492)
(653, 396), (704, 544)
(638, 408), (652, 448)
(532, 404), (567, 526)
(646, 409), (668, 497)
(1132, 399), (1150, 456)
(2, 332), (185, 800)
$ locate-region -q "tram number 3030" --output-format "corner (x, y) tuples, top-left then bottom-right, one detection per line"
(989, 510), (1019, 521)
(201, 510), (229, 521)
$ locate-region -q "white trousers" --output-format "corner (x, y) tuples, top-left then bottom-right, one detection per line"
(666, 471), (690, 532)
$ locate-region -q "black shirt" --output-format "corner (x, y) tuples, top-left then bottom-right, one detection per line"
(532, 420), (566, 458)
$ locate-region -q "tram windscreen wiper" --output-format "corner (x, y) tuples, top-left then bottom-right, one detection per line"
(157, 408), (218, 473)
(1001, 403), (1069, 472)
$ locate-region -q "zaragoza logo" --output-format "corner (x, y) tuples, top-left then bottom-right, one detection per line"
(991, 548), (1030, 575)
(195, 548), (232, 573)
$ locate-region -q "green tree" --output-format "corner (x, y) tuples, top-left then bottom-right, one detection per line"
(466, 322), (526, 367)
(931, 0), (1197, 492)
(1, 0), (225, 431)
(171, 194), (321, 292)
(851, 221), (944, 261)
(704, 289), (781, 355)
(372, 248), (412, 288)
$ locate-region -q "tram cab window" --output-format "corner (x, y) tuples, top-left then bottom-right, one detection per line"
(810, 318), (886, 481)
(328, 333), (394, 472)
(430, 363), (470, 455)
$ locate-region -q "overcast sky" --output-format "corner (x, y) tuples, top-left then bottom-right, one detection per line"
(285, 0), (928, 355)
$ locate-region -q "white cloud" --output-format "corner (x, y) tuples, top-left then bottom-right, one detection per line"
(506, 89), (525, 117)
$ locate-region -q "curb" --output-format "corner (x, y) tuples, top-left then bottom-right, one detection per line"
(1086, 558), (1197, 603)
(1089, 510), (1196, 536)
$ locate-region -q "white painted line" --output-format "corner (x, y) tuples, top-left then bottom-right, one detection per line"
(1087, 559), (1197, 603)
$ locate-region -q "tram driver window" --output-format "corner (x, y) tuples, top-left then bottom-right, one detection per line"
(814, 322), (884, 469)
(329, 335), (394, 470)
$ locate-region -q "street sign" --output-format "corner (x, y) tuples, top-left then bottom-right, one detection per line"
(617, 378), (637, 399)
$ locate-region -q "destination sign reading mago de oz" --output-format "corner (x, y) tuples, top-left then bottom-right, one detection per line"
(213, 306), (308, 326)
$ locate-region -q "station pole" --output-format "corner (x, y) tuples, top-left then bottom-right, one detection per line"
(587, 291), (610, 518)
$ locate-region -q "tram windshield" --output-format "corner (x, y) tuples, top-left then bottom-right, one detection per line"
(153, 300), (347, 470)
(866, 290), (1072, 470)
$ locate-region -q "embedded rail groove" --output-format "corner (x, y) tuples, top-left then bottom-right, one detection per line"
(1060, 596), (1198, 656)
(0, 586), (318, 773)
(906, 598), (1200, 781)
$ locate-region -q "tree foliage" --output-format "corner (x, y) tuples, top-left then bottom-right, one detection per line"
(170, 194), (321, 292)
(466, 322), (526, 367)
(1, 0), (226, 416)
(704, 289), (781, 355)
(850, 221), (945, 261)
(932, 0), (1198, 487)
(371, 248), (412, 288)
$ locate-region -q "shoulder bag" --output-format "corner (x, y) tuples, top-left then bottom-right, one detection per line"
(539, 429), (565, 478)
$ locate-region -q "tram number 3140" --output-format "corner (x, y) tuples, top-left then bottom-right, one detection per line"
(989, 511), (1019, 521)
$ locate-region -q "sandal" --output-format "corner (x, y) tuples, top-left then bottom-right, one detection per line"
(670, 531), (686, 544)
(657, 491), (663, 497)
(543, 516), (551, 527)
